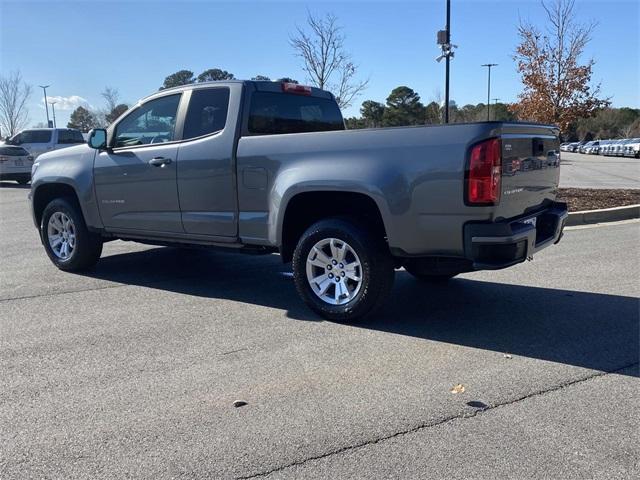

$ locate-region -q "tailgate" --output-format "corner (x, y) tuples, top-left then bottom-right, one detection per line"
(495, 129), (560, 220)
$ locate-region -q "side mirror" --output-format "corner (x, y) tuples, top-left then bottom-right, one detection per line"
(87, 128), (107, 149)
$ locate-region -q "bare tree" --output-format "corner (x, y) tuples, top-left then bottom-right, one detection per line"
(290, 12), (368, 109)
(101, 86), (120, 113)
(509, 0), (610, 132)
(0, 71), (32, 137)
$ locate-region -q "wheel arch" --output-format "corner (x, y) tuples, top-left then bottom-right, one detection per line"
(278, 188), (390, 263)
(32, 182), (84, 228)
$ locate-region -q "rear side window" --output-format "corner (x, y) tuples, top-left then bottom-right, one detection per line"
(57, 129), (85, 144)
(20, 130), (52, 143)
(248, 92), (344, 135)
(183, 88), (230, 140)
(0, 146), (29, 156)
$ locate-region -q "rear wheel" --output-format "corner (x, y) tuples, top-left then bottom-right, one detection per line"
(40, 197), (103, 271)
(292, 218), (394, 322)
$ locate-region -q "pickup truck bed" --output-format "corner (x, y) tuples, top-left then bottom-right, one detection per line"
(30, 80), (568, 321)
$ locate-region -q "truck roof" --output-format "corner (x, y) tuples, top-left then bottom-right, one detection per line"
(140, 80), (335, 103)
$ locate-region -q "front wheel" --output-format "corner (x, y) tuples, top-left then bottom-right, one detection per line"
(292, 218), (395, 322)
(40, 197), (103, 271)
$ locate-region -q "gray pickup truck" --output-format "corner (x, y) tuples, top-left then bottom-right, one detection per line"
(30, 80), (567, 321)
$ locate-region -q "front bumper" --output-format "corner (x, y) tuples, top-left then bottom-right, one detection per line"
(464, 202), (568, 270)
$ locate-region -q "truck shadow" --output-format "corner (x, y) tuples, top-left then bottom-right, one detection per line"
(82, 246), (639, 377)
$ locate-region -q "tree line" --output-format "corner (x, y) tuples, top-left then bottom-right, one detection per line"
(344, 86), (516, 129)
(0, 1), (634, 141)
(160, 68), (299, 90)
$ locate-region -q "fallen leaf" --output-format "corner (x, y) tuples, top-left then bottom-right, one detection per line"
(233, 400), (248, 408)
(503, 353), (513, 359)
(450, 384), (465, 394)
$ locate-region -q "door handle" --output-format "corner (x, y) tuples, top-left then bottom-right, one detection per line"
(148, 157), (172, 167)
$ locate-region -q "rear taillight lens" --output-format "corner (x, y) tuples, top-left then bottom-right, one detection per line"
(27, 156), (34, 162)
(467, 138), (501, 205)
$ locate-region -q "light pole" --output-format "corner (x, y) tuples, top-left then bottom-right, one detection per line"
(492, 98), (500, 120)
(39, 85), (51, 127)
(481, 64), (497, 121)
(48, 101), (57, 128)
(436, 0), (457, 123)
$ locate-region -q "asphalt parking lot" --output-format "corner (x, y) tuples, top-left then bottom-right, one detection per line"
(1, 184), (638, 479)
(560, 151), (639, 189)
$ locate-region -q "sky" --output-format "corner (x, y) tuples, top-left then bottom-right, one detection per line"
(1, 0), (638, 129)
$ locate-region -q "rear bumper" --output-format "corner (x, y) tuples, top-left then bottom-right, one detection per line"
(464, 202), (568, 270)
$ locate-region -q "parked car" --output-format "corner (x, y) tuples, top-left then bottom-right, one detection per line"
(29, 80), (568, 322)
(2, 128), (85, 159)
(623, 138), (640, 158)
(581, 141), (595, 154)
(560, 142), (571, 152)
(603, 139), (620, 156)
(613, 139), (628, 156)
(564, 142), (579, 152)
(588, 140), (603, 154)
(570, 141), (586, 152)
(596, 140), (611, 155)
(578, 141), (589, 154)
(0, 145), (33, 184)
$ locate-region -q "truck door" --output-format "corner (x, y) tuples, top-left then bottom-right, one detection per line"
(176, 86), (239, 237)
(94, 93), (184, 233)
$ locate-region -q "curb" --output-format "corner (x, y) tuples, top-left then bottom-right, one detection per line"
(566, 204), (640, 226)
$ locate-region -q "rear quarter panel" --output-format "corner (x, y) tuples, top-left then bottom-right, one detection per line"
(237, 123), (507, 256)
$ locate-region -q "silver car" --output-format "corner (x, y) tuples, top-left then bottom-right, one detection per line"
(0, 145), (33, 184)
(2, 128), (85, 159)
(623, 138), (640, 158)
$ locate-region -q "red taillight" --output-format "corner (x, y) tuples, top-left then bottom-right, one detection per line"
(281, 82), (312, 95)
(467, 138), (501, 205)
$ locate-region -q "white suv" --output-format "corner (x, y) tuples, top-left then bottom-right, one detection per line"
(2, 128), (85, 159)
(623, 138), (640, 158)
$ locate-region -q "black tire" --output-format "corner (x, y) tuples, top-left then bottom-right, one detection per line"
(292, 217), (394, 322)
(16, 175), (30, 185)
(40, 197), (103, 271)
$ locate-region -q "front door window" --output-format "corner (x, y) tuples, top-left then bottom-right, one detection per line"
(114, 94), (181, 148)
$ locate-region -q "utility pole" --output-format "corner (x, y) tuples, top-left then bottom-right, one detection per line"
(49, 101), (57, 128)
(436, 0), (457, 123)
(492, 98), (501, 120)
(481, 64), (497, 121)
(39, 85), (51, 127)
